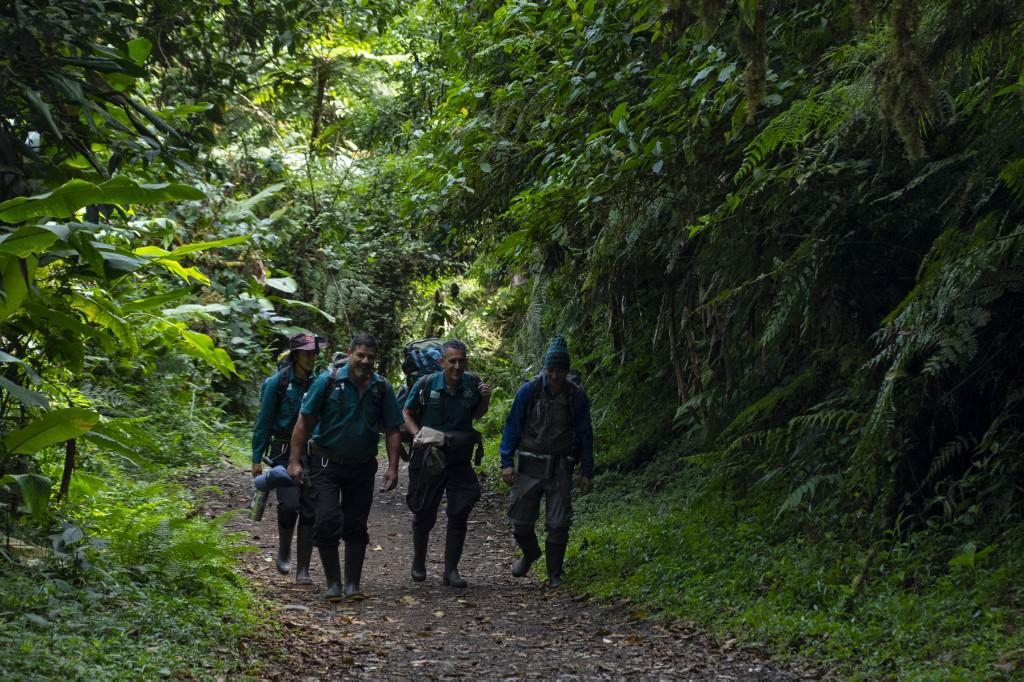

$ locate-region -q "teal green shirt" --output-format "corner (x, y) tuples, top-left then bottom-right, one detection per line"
(251, 366), (310, 464)
(404, 371), (481, 432)
(300, 364), (402, 461)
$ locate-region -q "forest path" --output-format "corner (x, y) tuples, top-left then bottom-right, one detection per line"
(197, 460), (822, 680)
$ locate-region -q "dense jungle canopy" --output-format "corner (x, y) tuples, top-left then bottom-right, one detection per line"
(2, 0), (1023, 678)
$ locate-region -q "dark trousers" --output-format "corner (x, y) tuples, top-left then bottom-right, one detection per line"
(307, 456), (378, 548)
(507, 460), (573, 545)
(406, 452), (481, 532)
(269, 442), (314, 526)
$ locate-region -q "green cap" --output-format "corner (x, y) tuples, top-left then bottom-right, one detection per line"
(543, 336), (570, 370)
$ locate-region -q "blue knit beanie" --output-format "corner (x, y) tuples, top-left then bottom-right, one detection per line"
(543, 336), (570, 370)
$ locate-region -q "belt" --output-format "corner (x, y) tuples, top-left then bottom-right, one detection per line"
(308, 440), (344, 462)
(308, 439), (372, 464)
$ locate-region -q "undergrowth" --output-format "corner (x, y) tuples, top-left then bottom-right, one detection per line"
(568, 452), (1024, 680)
(0, 416), (263, 680)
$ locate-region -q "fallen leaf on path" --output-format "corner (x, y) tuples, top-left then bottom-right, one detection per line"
(400, 595), (419, 605)
(433, 610), (445, 617)
(371, 544), (383, 551)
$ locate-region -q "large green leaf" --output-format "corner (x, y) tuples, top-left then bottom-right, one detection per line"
(160, 322), (238, 377)
(0, 349), (43, 385)
(0, 225), (61, 257)
(0, 177), (205, 224)
(265, 276), (298, 293)
(163, 235), (250, 259)
(121, 287), (191, 313)
(0, 255), (33, 320)
(2, 408), (99, 455)
(0, 474), (53, 519)
(0, 377), (50, 409)
(70, 294), (136, 353)
(267, 295), (336, 322)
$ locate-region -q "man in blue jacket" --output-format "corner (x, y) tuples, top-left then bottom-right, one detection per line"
(500, 336), (593, 587)
(251, 332), (324, 582)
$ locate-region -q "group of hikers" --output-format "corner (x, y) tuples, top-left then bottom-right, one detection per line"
(250, 331), (594, 601)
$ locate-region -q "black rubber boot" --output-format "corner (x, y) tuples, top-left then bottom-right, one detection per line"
(318, 545), (343, 602)
(411, 530), (429, 582)
(295, 524), (314, 584)
(512, 530), (542, 578)
(276, 516), (295, 575)
(545, 541), (567, 587)
(343, 542), (367, 599)
(442, 527), (468, 588)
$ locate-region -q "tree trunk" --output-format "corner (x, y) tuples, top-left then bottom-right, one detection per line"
(57, 438), (76, 501)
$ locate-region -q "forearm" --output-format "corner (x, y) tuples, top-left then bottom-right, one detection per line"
(289, 415), (312, 466)
(384, 429), (401, 471)
(402, 409), (420, 437)
(471, 395), (490, 420)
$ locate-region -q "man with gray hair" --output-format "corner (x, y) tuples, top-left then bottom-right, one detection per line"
(403, 339), (492, 588)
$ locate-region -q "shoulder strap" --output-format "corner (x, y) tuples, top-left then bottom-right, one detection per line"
(417, 371), (442, 410)
(315, 363), (346, 415)
(273, 365), (291, 405)
(522, 374), (546, 424)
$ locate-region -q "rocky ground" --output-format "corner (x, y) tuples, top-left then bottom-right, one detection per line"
(196, 461), (825, 681)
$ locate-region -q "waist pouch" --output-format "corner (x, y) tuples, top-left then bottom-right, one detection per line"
(515, 450), (557, 480)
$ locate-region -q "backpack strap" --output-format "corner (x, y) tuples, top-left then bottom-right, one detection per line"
(273, 365), (291, 406)
(522, 372), (578, 431)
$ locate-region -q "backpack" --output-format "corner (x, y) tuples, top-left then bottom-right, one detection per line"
(396, 338), (443, 405)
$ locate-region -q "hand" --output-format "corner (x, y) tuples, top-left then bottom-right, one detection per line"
(251, 463), (262, 477)
(578, 476), (592, 494)
(381, 466), (398, 492)
(479, 383), (493, 399)
(287, 461), (303, 485)
(501, 466), (515, 485)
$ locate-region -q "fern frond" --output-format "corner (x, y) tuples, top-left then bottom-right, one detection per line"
(735, 82), (862, 182)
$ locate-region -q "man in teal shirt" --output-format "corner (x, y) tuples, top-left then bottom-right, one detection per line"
(251, 332), (323, 582)
(288, 334), (403, 601)
(402, 339), (492, 588)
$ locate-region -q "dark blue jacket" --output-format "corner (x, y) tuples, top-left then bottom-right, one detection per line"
(499, 372), (594, 477)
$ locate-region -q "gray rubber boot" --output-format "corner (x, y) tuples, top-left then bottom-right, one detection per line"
(318, 545), (343, 602)
(276, 516), (295, 575)
(512, 530), (542, 578)
(295, 524), (313, 583)
(343, 542), (367, 599)
(545, 541), (567, 588)
(411, 530), (429, 582)
(442, 527), (468, 588)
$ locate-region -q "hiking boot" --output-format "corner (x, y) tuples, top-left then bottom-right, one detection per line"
(512, 531), (542, 578)
(276, 516), (295, 575)
(411, 530), (429, 582)
(343, 542), (366, 599)
(545, 541), (566, 588)
(442, 527), (468, 588)
(318, 545), (343, 602)
(295, 524), (313, 584)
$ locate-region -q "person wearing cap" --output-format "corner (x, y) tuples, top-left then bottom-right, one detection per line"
(499, 335), (593, 587)
(287, 333), (403, 601)
(251, 332), (325, 582)
(402, 339), (492, 588)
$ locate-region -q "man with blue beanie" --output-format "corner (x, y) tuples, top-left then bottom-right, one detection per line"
(499, 335), (594, 587)
(251, 331), (324, 582)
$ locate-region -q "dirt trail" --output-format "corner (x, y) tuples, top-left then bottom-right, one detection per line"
(197, 460), (822, 680)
